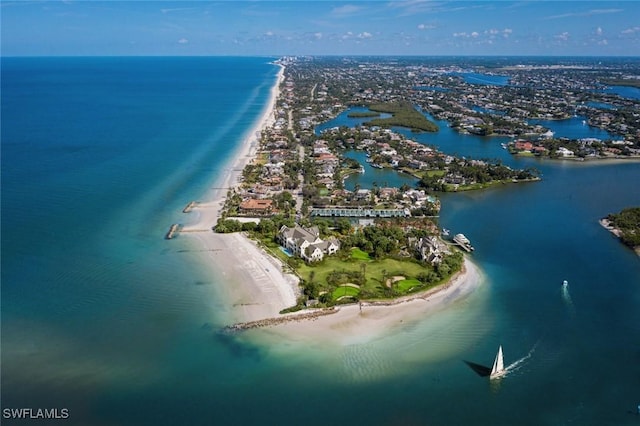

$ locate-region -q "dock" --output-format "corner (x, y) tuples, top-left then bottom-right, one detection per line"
(165, 224), (180, 240)
(183, 201), (197, 213)
(221, 308), (338, 333)
(453, 233), (474, 252)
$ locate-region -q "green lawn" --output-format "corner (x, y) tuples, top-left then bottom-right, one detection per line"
(332, 285), (360, 300)
(298, 255), (431, 298)
(395, 278), (422, 292)
(350, 247), (371, 260)
(423, 169), (447, 178)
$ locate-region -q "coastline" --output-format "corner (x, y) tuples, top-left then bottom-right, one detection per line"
(181, 62), (285, 233)
(181, 60), (483, 341)
(599, 218), (640, 257)
(255, 257), (482, 345)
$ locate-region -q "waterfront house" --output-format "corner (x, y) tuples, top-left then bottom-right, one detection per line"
(514, 140), (534, 152)
(417, 236), (444, 265)
(277, 224), (340, 263)
(239, 199), (274, 215)
(557, 147), (575, 157)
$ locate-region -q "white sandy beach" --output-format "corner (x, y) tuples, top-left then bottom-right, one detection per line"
(180, 61), (483, 342)
(183, 62), (298, 323)
(181, 62), (285, 233)
(260, 257), (482, 345)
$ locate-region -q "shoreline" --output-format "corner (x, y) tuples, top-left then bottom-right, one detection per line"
(599, 218), (640, 257)
(182, 61), (294, 324)
(255, 257), (482, 345)
(180, 60), (484, 342)
(181, 61), (285, 233)
(223, 256), (477, 332)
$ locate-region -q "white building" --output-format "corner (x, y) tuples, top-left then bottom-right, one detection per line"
(277, 224), (340, 263)
(557, 147), (574, 157)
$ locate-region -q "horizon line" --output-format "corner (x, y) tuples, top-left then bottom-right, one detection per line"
(3, 54), (640, 59)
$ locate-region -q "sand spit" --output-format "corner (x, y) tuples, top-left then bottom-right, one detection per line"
(229, 257), (482, 346)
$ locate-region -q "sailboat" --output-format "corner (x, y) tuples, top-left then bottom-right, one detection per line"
(490, 345), (505, 379)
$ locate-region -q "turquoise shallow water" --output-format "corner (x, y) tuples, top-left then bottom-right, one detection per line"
(2, 57), (640, 426)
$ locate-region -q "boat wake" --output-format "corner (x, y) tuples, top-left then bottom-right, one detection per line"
(500, 339), (540, 377)
(561, 284), (575, 316)
(465, 339), (541, 380)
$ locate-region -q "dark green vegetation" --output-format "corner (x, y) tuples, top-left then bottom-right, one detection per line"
(215, 214), (464, 309)
(347, 111), (381, 118)
(364, 101), (439, 132)
(297, 248), (463, 304)
(294, 221), (463, 306)
(417, 162), (540, 192)
(602, 79), (640, 89)
(606, 207), (640, 249)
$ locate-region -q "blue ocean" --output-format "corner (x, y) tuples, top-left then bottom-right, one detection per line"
(2, 57), (640, 426)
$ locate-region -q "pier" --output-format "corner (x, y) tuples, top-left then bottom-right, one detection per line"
(221, 308), (338, 333)
(183, 201), (197, 213)
(453, 233), (474, 252)
(165, 224), (180, 240)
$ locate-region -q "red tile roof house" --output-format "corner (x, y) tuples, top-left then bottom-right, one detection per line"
(514, 141), (533, 151)
(239, 199), (274, 215)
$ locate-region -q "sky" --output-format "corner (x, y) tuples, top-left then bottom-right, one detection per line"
(2, 1), (640, 56)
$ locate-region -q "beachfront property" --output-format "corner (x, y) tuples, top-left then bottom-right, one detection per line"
(415, 236), (449, 265)
(277, 224), (340, 262)
(239, 198), (275, 215)
(557, 147), (575, 157)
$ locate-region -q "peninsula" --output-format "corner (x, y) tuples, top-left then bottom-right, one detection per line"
(600, 207), (640, 256)
(179, 56), (639, 336)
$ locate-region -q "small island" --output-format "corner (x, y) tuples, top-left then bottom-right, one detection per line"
(600, 207), (640, 256)
(363, 101), (439, 132)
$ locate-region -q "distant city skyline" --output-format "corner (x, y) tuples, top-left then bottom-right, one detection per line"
(2, 1), (640, 57)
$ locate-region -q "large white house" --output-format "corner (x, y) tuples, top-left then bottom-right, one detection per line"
(277, 224), (340, 262)
(557, 146), (575, 157)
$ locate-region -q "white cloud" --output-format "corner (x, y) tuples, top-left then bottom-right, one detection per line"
(471, 31), (479, 38)
(331, 4), (362, 17)
(314, 32), (323, 40)
(265, 31), (274, 37)
(621, 26), (640, 35)
(546, 8), (622, 20)
(161, 7), (198, 14)
(417, 23), (436, 30)
(177, 38), (189, 44)
(388, 0), (435, 17)
(358, 32), (373, 39)
(598, 39), (608, 45)
(595, 27), (603, 36)
(555, 32), (570, 41)
(485, 28), (513, 39)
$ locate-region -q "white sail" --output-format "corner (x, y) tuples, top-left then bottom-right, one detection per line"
(490, 345), (504, 378)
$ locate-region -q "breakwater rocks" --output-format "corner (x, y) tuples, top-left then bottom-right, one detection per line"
(221, 308), (337, 333)
(183, 201), (197, 213)
(165, 224), (180, 239)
